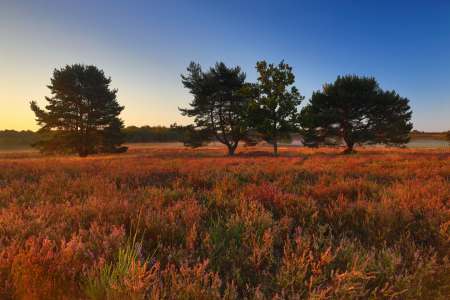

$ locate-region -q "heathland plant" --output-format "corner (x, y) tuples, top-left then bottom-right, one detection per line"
(80, 217), (155, 300)
(1, 148), (450, 299)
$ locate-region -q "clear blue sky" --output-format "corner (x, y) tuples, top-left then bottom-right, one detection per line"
(1, 0), (449, 131)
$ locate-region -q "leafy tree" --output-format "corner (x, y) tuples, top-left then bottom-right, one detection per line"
(237, 60), (304, 157)
(30, 64), (127, 157)
(179, 61), (257, 155)
(300, 75), (413, 154)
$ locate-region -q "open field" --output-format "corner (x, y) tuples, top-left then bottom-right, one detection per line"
(409, 132), (448, 140)
(123, 138), (450, 153)
(1, 148), (450, 299)
(1, 134), (448, 155)
(404, 138), (450, 148)
(126, 137), (450, 150)
(0, 148), (38, 153)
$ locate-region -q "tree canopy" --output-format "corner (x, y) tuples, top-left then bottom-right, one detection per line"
(300, 75), (413, 154)
(30, 64), (127, 157)
(179, 61), (258, 155)
(237, 60), (304, 157)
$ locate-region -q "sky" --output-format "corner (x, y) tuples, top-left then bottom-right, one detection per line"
(0, 0), (449, 132)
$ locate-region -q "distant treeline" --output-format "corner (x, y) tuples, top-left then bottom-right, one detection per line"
(0, 130), (41, 148)
(123, 125), (185, 143)
(409, 130), (448, 140)
(3, 128), (444, 149)
(0, 126), (186, 148)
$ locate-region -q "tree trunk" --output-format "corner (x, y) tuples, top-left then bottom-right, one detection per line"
(227, 144), (237, 156)
(273, 113), (278, 157)
(342, 141), (355, 154)
(78, 146), (89, 157)
(78, 151), (89, 158)
(273, 135), (278, 157)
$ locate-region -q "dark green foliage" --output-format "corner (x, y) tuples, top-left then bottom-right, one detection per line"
(182, 127), (211, 148)
(168, 123), (209, 148)
(301, 75), (413, 154)
(123, 125), (185, 143)
(255, 131), (293, 145)
(237, 60), (304, 157)
(179, 62), (258, 155)
(30, 64), (127, 157)
(0, 130), (41, 149)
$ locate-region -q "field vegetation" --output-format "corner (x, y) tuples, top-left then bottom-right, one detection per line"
(409, 131), (448, 140)
(3, 129), (448, 152)
(1, 147), (450, 299)
(0, 130), (41, 149)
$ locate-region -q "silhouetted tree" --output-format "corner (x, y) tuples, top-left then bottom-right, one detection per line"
(30, 64), (127, 157)
(179, 62), (258, 155)
(237, 60), (304, 157)
(300, 75), (413, 154)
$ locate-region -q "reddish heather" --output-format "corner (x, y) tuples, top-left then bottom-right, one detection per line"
(1, 148), (450, 299)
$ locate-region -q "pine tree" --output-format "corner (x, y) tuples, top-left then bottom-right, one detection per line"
(179, 61), (257, 155)
(300, 75), (413, 154)
(30, 64), (127, 157)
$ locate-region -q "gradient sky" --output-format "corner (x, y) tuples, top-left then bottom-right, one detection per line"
(1, 0), (449, 132)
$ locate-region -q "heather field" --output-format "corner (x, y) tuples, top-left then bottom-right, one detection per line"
(1, 148), (450, 299)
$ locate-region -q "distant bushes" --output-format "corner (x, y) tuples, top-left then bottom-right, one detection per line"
(122, 125), (185, 143)
(3, 127), (448, 150)
(0, 127), (186, 149)
(0, 130), (40, 148)
(410, 130), (448, 140)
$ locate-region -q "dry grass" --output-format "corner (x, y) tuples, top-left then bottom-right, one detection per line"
(1, 147), (450, 299)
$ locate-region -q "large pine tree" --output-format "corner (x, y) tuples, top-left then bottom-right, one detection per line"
(300, 75), (413, 153)
(30, 64), (127, 157)
(179, 61), (257, 155)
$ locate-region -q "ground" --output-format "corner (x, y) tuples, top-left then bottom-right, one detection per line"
(1, 146), (450, 299)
